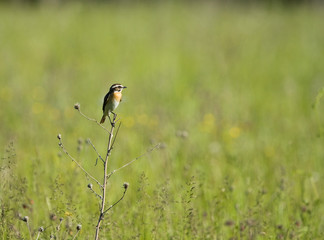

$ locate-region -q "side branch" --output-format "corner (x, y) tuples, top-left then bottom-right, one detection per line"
(103, 185), (128, 215)
(110, 122), (122, 150)
(88, 184), (103, 200)
(74, 103), (110, 133)
(107, 143), (160, 179)
(58, 136), (103, 189)
(86, 138), (104, 164)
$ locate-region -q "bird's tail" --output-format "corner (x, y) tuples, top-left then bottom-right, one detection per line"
(100, 115), (106, 124)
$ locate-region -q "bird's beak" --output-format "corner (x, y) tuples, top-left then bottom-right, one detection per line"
(123, 86), (127, 88)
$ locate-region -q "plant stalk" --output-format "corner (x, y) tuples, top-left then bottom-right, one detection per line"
(94, 118), (116, 240)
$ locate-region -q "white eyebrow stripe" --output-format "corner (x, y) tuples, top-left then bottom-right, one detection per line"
(112, 84), (123, 88)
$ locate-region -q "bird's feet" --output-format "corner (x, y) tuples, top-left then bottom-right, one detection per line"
(109, 112), (117, 127)
(112, 112), (117, 121)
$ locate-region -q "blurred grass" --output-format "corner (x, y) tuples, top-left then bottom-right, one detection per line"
(1, 2), (324, 239)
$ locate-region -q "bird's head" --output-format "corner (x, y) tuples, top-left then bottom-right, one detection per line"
(110, 83), (127, 93)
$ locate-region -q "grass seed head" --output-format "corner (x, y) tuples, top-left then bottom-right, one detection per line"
(123, 182), (129, 189)
(74, 103), (80, 110)
(76, 224), (82, 231)
(50, 213), (57, 221)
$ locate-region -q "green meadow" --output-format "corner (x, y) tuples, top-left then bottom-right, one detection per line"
(1, 2), (324, 239)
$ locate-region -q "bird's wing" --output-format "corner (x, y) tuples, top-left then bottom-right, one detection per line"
(102, 92), (111, 112)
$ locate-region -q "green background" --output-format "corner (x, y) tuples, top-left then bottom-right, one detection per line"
(1, 2), (324, 239)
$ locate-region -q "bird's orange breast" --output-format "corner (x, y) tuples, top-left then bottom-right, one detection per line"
(113, 92), (122, 102)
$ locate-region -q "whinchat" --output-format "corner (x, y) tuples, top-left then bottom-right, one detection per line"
(100, 83), (127, 124)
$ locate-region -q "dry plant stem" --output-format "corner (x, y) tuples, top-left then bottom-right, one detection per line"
(77, 108), (110, 133)
(103, 188), (128, 215)
(87, 138), (104, 164)
(35, 232), (41, 240)
(107, 143), (160, 179)
(26, 222), (32, 240)
(94, 114), (116, 240)
(90, 187), (103, 200)
(59, 139), (103, 189)
(72, 231), (80, 240)
(56, 219), (63, 231)
(111, 122), (122, 149)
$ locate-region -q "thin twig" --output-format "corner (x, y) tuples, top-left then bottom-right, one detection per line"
(75, 106), (110, 133)
(87, 138), (104, 164)
(111, 122), (122, 150)
(35, 232), (41, 240)
(26, 222), (32, 240)
(56, 218), (63, 231)
(88, 184), (103, 200)
(72, 230), (81, 240)
(107, 143), (160, 179)
(58, 139), (103, 189)
(103, 188), (128, 215)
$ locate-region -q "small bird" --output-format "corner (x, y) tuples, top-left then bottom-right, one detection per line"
(100, 83), (127, 125)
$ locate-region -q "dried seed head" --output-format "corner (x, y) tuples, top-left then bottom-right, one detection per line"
(38, 226), (44, 232)
(22, 216), (29, 222)
(76, 224), (82, 231)
(123, 182), (129, 189)
(57, 134), (62, 140)
(50, 213), (57, 221)
(87, 183), (93, 189)
(74, 103), (80, 110)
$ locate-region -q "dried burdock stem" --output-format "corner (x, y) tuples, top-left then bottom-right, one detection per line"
(58, 136), (103, 189)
